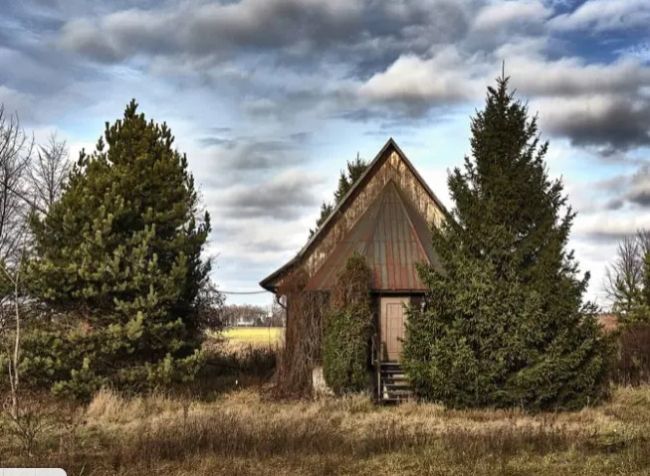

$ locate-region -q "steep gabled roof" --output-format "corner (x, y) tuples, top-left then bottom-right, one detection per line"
(259, 138), (447, 292)
(307, 180), (441, 291)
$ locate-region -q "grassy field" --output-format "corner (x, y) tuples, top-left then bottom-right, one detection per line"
(2, 383), (650, 475)
(223, 326), (284, 346)
(2, 333), (649, 475)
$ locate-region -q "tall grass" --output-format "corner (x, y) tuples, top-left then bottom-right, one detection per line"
(4, 327), (650, 475)
(4, 386), (650, 475)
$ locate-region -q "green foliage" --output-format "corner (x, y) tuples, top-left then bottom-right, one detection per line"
(642, 252), (650, 309)
(605, 232), (650, 325)
(628, 240), (650, 324)
(322, 253), (372, 394)
(310, 154), (367, 237)
(403, 76), (612, 410)
(24, 100), (211, 399)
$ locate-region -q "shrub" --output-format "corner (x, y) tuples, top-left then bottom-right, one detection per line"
(18, 318), (204, 400)
(322, 253), (372, 394)
(206, 344), (277, 379)
(613, 323), (650, 386)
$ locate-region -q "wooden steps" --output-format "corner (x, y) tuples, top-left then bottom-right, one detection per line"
(379, 362), (414, 403)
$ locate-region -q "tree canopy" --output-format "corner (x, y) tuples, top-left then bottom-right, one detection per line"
(24, 100), (211, 398)
(403, 76), (611, 410)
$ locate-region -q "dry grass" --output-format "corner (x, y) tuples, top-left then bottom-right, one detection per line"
(2, 385), (649, 475)
(3, 333), (648, 474)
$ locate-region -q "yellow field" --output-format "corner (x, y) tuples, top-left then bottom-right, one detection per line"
(223, 326), (284, 345)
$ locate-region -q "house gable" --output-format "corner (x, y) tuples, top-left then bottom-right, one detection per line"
(307, 180), (442, 291)
(260, 138), (447, 292)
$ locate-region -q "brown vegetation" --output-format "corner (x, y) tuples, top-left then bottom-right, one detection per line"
(614, 323), (650, 386)
(274, 269), (328, 397)
(1, 385), (649, 475)
(1, 332), (649, 475)
(2, 312), (650, 476)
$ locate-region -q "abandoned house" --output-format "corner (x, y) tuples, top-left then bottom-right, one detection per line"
(260, 138), (447, 401)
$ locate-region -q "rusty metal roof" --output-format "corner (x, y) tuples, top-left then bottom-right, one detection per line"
(306, 181), (441, 292)
(597, 313), (619, 333)
(259, 138), (449, 292)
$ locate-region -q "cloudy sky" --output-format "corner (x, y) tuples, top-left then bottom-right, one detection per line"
(2, 0), (649, 308)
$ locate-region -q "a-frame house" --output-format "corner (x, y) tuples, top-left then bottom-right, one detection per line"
(260, 138), (447, 399)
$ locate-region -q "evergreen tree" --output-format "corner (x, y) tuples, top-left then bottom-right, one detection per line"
(23, 100), (210, 398)
(403, 76), (612, 410)
(310, 154), (367, 236)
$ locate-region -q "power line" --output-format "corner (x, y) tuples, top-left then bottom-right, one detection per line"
(220, 290), (271, 295)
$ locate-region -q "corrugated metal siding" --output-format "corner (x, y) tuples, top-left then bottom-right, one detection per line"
(307, 181), (439, 291)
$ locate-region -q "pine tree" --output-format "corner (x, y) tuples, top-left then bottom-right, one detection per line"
(310, 154), (367, 236)
(23, 100), (211, 398)
(403, 76), (612, 410)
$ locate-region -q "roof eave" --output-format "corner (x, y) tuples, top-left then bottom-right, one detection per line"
(259, 257), (296, 292)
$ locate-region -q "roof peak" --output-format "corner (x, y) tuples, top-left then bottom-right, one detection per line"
(305, 177), (437, 291)
(260, 138), (447, 291)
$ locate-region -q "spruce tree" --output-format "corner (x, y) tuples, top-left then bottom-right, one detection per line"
(403, 76), (612, 410)
(310, 154), (367, 236)
(24, 100), (211, 398)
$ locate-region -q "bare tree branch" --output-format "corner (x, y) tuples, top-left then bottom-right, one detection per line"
(28, 133), (70, 214)
(605, 231), (648, 316)
(1, 242), (26, 418)
(0, 105), (33, 265)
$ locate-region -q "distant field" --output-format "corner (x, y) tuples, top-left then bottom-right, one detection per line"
(223, 326), (284, 346)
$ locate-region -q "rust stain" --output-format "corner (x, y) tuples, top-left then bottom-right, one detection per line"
(306, 181), (440, 292)
(261, 139), (446, 293)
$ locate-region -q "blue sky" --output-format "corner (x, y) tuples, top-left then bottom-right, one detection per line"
(1, 0), (649, 308)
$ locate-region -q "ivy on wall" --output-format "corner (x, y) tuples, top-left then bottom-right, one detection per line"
(322, 253), (373, 394)
(274, 269), (328, 397)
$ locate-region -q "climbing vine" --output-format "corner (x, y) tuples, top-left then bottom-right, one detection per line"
(322, 253), (373, 394)
(274, 269), (328, 397)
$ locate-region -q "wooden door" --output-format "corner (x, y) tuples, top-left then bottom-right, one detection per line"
(380, 297), (409, 362)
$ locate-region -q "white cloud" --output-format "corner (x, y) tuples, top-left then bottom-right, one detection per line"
(358, 48), (485, 106)
(574, 208), (650, 246)
(473, 0), (551, 32)
(508, 56), (650, 96)
(533, 94), (650, 150)
(551, 0), (650, 32)
(58, 0), (366, 62)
